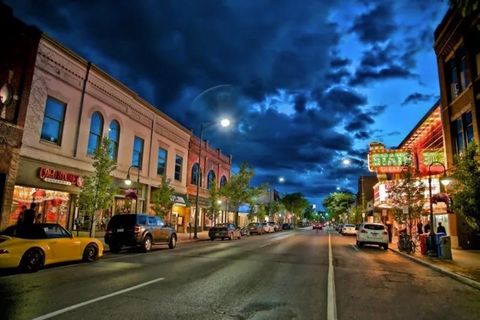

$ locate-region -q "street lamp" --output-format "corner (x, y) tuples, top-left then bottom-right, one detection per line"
(193, 118), (230, 239)
(125, 165), (140, 213)
(427, 161), (451, 256)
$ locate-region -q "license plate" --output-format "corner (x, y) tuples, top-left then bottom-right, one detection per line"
(117, 228), (124, 232)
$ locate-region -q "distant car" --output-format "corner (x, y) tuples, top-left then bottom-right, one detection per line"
(209, 223), (241, 240)
(261, 222), (275, 233)
(342, 224), (357, 235)
(247, 222), (265, 235)
(282, 223), (292, 230)
(0, 223), (103, 272)
(312, 222), (323, 230)
(105, 214), (177, 253)
(356, 223), (389, 250)
(337, 224), (344, 234)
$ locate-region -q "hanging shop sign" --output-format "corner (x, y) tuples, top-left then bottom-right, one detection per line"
(38, 167), (84, 187)
(418, 149), (446, 174)
(368, 142), (413, 173)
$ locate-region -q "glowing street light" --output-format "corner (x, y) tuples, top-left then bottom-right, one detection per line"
(342, 158), (351, 166)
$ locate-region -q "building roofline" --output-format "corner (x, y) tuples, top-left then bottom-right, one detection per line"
(397, 99), (441, 149)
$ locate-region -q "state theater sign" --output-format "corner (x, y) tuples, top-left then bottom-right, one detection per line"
(38, 167), (84, 187)
(368, 142), (413, 174)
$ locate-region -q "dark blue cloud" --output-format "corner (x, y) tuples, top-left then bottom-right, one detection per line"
(350, 3), (397, 43)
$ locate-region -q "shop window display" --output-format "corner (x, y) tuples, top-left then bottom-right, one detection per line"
(10, 186), (70, 228)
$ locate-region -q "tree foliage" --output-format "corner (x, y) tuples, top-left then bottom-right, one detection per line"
(322, 192), (356, 221)
(78, 137), (117, 236)
(206, 180), (221, 225)
(221, 162), (261, 225)
(449, 0), (479, 17)
(450, 143), (480, 230)
(281, 193), (309, 223)
(387, 167), (426, 235)
(151, 175), (175, 221)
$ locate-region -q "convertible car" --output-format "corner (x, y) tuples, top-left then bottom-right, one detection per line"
(0, 223), (103, 272)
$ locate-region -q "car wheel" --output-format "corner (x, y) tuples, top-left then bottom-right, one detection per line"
(383, 244), (389, 250)
(141, 235), (153, 252)
(20, 248), (45, 272)
(229, 233), (233, 240)
(210, 236), (215, 241)
(83, 243), (99, 262)
(357, 241), (364, 248)
(168, 235), (177, 249)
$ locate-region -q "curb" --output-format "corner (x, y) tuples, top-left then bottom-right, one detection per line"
(389, 248), (480, 291)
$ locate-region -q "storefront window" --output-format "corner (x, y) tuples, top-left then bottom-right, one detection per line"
(10, 186), (70, 228)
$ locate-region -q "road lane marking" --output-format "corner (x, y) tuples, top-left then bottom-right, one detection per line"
(351, 244), (359, 251)
(327, 233), (337, 320)
(32, 277), (165, 320)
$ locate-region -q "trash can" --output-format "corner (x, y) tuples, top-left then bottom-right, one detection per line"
(419, 234), (428, 255)
(439, 236), (452, 260)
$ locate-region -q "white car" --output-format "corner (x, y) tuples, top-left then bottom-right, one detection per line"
(342, 224), (357, 235)
(356, 223), (389, 250)
(261, 222), (275, 233)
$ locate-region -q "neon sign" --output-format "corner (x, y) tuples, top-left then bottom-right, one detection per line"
(368, 142), (413, 173)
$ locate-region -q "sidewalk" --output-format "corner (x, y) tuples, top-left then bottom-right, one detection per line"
(390, 239), (480, 290)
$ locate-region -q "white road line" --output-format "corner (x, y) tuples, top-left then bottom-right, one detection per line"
(32, 277), (165, 320)
(327, 233), (337, 320)
(351, 244), (359, 251)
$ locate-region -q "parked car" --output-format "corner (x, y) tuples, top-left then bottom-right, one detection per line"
(0, 223), (103, 272)
(247, 222), (265, 235)
(268, 222), (280, 232)
(209, 223), (241, 240)
(337, 224), (344, 234)
(240, 227), (250, 237)
(356, 223), (389, 250)
(105, 214), (177, 253)
(312, 222), (323, 230)
(261, 222), (275, 233)
(282, 223), (293, 230)
(342, 224), (357, 235)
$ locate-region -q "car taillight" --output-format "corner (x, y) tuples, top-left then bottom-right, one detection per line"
(134, 225), (141, 233)
(361, 230), (368, 233)
(0, 249), (8, 254)
(106, 229), (112, 234)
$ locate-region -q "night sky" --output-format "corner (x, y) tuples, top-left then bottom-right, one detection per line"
(5, 0), (449, 207)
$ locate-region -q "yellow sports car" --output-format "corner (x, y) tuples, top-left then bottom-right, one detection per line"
(0, 223), (103, 272)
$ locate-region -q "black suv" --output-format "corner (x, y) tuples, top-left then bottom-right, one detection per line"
(105, 214), (177, 253)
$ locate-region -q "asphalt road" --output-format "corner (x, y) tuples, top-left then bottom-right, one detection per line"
(0, 228), (479, 320)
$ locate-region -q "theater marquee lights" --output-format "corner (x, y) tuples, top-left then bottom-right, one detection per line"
(368, 142), (413, 174)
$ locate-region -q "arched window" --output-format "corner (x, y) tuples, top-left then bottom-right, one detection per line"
(108, 120), (120, 161)
(207, 170), (216, 190)
(220, 176), (227, 188)
(191, 163), (201, 185)
(87, 111), (104, 155)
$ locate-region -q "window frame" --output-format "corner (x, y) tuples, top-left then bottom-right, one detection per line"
(452, 111), (474, 155)
(40, 96), (66, 145)
(207, 170), (216, 190)
(174, 155), (183, 182)
(157, 147), (168, 176)
(87, 111), (104, 155)
(132, 136), (145, 169)
(109, 120), (120, 161)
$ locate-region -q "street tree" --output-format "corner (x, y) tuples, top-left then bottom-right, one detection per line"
(264, 200), (281, 220)
(151, 175), (175, 222)
(322, 192), (356, 221)
(303, 206), (317, 221)
(281, 193), (309, 225)
(206, 180), (221, 226)
(221, 162), (260, 225)
(450, 143), (480, 231)
(78, 137), (117, 237)
(387, 167), (426, 235)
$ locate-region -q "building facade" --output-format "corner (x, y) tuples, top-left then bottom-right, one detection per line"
(3, 34), (192, 231)
(187, 136), (231, 231)
(434, 8), (480, 248)
(0, 4), (41, 230)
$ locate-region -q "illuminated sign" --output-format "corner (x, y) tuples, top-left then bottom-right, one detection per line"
(368, 143), (413, 173)
(422, 150), (444, 165)
(38, 167), (84, 187)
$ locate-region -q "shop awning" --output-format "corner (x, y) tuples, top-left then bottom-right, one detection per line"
(171, 194), (189, 207)
(124, 189), (137, 199)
